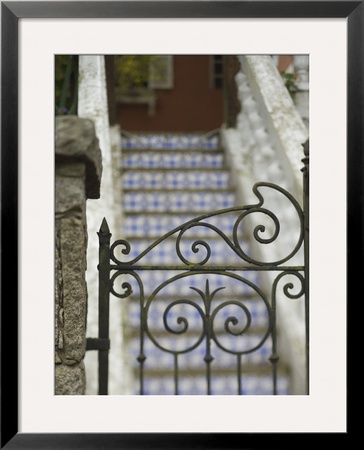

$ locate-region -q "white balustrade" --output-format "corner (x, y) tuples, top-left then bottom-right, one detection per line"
(221, 55), (309, 394)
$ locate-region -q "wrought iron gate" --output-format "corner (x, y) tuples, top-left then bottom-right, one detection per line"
(87, 143), (309, 396)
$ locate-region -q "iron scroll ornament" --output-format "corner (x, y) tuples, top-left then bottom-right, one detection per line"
(107, 267), (305, 395)
(109, 181), (305, 269)
(98, 180), (307, 395)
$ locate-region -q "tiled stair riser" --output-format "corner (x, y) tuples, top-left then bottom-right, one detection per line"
(114, 239), (254, 265)
(123, 152), (224, 169)
(123, 191), (235, 212)
(120, 134), (290, 395)
(124, 214), (240, 238)
(122, 171), (230, 190)
(139, 376), (289, 396)
(122, 133), (220, 150)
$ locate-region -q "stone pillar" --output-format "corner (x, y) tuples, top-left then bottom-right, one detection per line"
(55, 115), (102, 395)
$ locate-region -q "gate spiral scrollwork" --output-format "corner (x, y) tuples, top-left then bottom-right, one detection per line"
(109, 182), (304, 268)
(94, 169), (309, 396)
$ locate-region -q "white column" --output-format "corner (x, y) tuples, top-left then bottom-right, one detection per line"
(78, 55), (132, 394)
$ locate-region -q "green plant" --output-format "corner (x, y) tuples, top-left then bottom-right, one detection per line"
(281, 71), (299, 98)
(114, 55), (165, 93)
(55, 55), (78, 115)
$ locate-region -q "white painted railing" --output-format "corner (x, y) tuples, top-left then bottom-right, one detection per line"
(222, 55), (309, 394)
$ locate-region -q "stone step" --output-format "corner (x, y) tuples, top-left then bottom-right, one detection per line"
(121, 170), (231, 190)
(127, 339), (291, 395)
(119, 133), (291, 395)
(129, 352), (287, 377)
(123, 191), (236, 213)
(135, 374), (289, 395)
(122, 152), (225, 170)
(128, 294), (269, 328)
(122, 147), (224, 156)
(111, 271), (261, 304)
(116, 238), (251, 266)
(134, 372), (290, 396)
(133, 358), (285, 377)
(123, 212), (242, 237)
(121, 133), (220, 150)
(128, 331), (275, 368)
(123, 188), (234, 194)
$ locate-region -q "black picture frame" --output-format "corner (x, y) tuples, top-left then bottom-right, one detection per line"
(1, 1), (358, 448)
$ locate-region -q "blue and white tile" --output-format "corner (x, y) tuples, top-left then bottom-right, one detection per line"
(122, 170), (230, 190)
(122, 133), (219, 150)
(122, 151), (224, 169)
(123, 191), (235, 213)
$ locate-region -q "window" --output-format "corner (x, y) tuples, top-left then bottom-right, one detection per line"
(114, 55), (174, 116)
(211, 55), (224, 89)
(149, 56), (174, 89)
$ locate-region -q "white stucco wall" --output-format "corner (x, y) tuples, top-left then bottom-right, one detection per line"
(78, 55), (132, 395)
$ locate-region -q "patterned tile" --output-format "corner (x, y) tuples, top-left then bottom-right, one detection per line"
(118, 238), (251, 266)
(123, 191), (236, 213)
(119, 133), (290, 395)
(122, 133), (219, 150)
(123, 214), (240, 238)
(114, 271), (260, 298)
(129, 369), (289, 395)
(122, 151), (224, 169)
(122, 170), (230, 190)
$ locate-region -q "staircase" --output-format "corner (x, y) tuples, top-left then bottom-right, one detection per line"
(119, 132), (290, 395)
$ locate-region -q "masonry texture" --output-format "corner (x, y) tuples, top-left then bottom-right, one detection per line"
(55, 115), (102, 395)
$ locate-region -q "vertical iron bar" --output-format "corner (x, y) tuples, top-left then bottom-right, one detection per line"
(302, 140), (310, 395)
(206, 355), (212, 395)
(205, 324), (212, 395)
(205, 327), (213, 395)
(174, 354), (179, 395)
(270, 304), (278, 395)
(138, 354), (145, 395)
(204, 281), (213, 395)
(237, 354), (242, 395)
(270, 276), (279, 395)
(138, 304), (146, 395)
(97, 218), (111, 395)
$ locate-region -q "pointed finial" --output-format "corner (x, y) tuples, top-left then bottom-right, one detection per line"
(303, 139), (309, 157)
(99, 217), (110, 234)
(98, 218), (111, 243)
(301, 140), (309, 174)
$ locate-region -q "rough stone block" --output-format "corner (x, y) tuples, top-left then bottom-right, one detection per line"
(55, 115), (103, 395)
(56, 115), (103, 199)
(59, 214), (87, 364)
(55, 167), (86, 220)
(55, 363), (86, 395)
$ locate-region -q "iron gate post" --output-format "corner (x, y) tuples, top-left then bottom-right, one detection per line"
(97, 218), (111, 395)
(302, 140), (310, 395)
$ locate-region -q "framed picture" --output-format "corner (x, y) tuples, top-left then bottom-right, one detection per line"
(1, 1), (358, 447)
